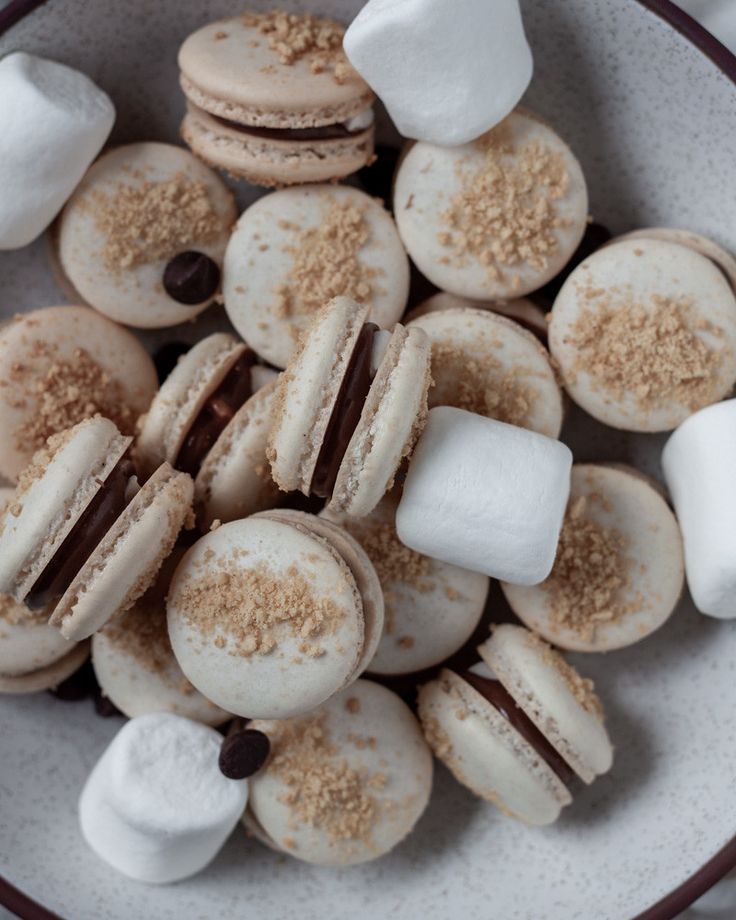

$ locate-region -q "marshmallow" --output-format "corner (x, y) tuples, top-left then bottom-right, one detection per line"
(662, 399), (736, 618)
(0, 53), (115, 249)
(343, 0), (533, 146)
(79, 713), (248, 883)
(396, 407), (572, 583)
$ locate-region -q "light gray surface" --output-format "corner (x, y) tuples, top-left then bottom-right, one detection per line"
(1, 1), (736, 919)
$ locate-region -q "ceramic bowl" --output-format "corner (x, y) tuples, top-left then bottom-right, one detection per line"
(1, 1), (735, 918)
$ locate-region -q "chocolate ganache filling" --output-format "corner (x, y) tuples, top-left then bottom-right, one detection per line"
(176, 351), (256, 477)
(311, 323), (378, 499)
(461, 670), (575, 786)
(211, 114), (368, 143)
(26, 458), (135, 611)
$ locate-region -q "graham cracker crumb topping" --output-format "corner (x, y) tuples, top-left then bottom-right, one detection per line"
(541, 494), (637, 641)
(91, 173), (224, 270)
(439, 118), (570, 287)
(241, 10), (353, 83)
(568, 290), (727, 411)
(269, 713), (380, 843)
(530, 632), (603, 719)
(14, 426), (76, 498)
(177, 554), (346, 657)
(275, 199), (380, 322)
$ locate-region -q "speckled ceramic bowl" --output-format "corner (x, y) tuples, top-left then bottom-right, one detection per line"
(0, 1), (735, 918)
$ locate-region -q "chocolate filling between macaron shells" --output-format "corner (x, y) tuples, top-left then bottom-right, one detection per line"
(175, 350), (257, 477)
(460, 670), (576, 787)
(209, 112), (371, 143)
(26, 458), (136, 611)
(311, 323), (378, 499)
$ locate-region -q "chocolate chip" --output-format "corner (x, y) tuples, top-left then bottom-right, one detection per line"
(163, 251), (221, 305)
(49, 659), (97, 701)
(531, 222), (613, 310)
(219, 729), (270, 779)
(358, 145), (401, 206)
(153, 342), (191, 383)
(94, 689), (123, 718)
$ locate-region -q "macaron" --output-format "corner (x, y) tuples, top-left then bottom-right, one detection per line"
(406, 290), (548, 341)
(0, 485), (90, 694)
(549, 238), (736, 432)
(393, 109), (588, 300)
(268, 296), (431, 517)
(418, 624), (613, 825)
(0, 306), (157, 482)
(223, 185), (410, 369)
(167, 510), (384, 720)
(502, 464), (684, 652)
(136, 332), (280, 530)
(55, 142), (236, 329)
(92, 548), (229, 725)
(178, 11), (374, 187)
(245, 679), (433, 865)
(0, 417), (194, 642)
(407, 306), (564, 438)
(322, 494), (489, 675)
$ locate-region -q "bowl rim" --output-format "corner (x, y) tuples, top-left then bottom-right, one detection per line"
(0, 0), (735, 918)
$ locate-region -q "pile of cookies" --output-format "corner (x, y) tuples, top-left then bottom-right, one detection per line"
(1, 1), (736, 883)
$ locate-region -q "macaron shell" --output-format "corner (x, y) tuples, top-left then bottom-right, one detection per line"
(223, 187), (408, 369)
(329, 324), (431, 517)
(393, 110), (588, 300)
(501, 464), (685, 652)
(418, 670), (570, 825)
(195, 380), (281, 530)
(480, 624), (613, 783)
(182, 103), (374, 189)
(268, 296), (368, 493)
(136, 333), (246, 477)
(248, 680), (433, 866)
(407, 307), (563, 438)
(50, 463), (194, 641)
(57, 143), (236, 329)
(406, 291), (548, 340)
(549, 239), (736, 432)
(0, 639), (89, 695)
(167, 517), (366, 719)
(178, 16), (372, 127)
(0, 417), (131, 600)
(0, 306), (157, 481)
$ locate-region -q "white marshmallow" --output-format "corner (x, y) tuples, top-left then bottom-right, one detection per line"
(79, 713), (248, 883)
(0, 52), (115, 249)
(343, 0), (533, 146)
(662, 399), (736, 618)
(396, 407), (572, 584)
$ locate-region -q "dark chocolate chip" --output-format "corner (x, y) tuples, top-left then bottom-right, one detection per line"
(219, 728), (270, 779)
(358, 145), (401, 206)
(49, 659), (97, 701)
(163, 251), (221, 305)
(153, 342), (191, 383)
(531, 222), (613, 311)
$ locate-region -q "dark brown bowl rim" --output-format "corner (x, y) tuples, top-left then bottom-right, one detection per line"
(1, 0), (735, 917)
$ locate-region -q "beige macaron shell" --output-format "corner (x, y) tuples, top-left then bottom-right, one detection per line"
(480, 624), (613, 784)
(406, 291), (548, 339)
(178, 16), (372, 128)
(57, 143), (236, 329)
(417, 669), (570, 825)
(195, 380), (281, 530)
(322, 496), (489, 675)
(0, 418), (131, 600)
(0, 639), (90, 695)
(247, 679), (432, 866)
(393, 110), (588, 300)
(329, 324), (431, 517)
(0, 306), (157, 482)
(50, 463), (194, 641)
(181, 102), (374, 189)
(167, 517), (366, 720)
(408, 307), (563, 438)
(268, 296), (368, 493)
(502, 464), (684, 652)
(223, 186), (409, 369)
(136, 333), (246, 477)
(549, 238), (736, 432)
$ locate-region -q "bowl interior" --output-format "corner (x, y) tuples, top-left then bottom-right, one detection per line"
(1, 1), (736, 919)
